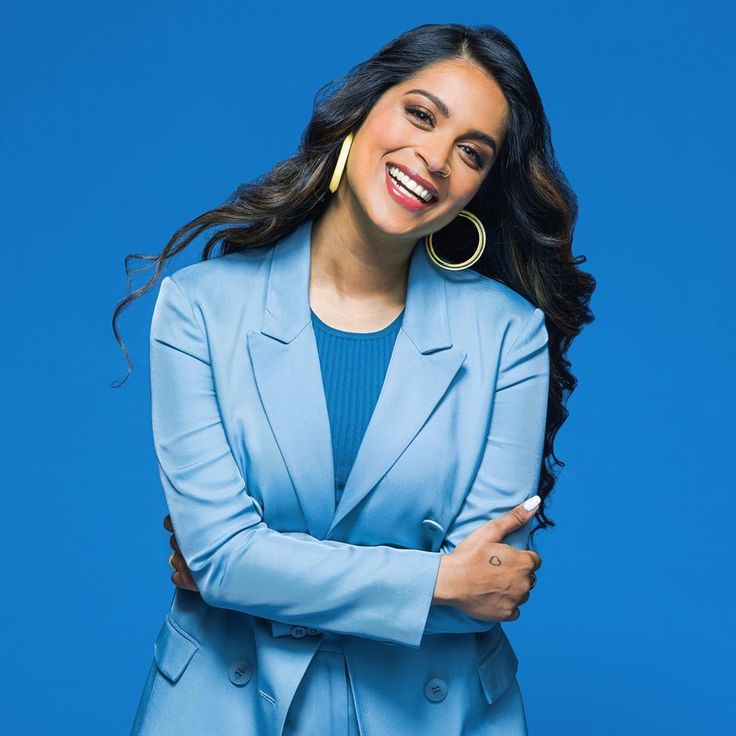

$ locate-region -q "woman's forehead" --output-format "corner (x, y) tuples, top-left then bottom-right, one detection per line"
(394, 60), (509, 136)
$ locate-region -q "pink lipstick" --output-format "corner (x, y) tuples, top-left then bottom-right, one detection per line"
(384, 163), (437, 212)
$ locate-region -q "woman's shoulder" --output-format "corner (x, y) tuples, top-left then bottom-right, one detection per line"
(165, 246), (274, 298)
(441, 268), (547, 358)
(443, 267), (541, 322)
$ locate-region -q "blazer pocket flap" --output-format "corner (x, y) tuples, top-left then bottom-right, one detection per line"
(476, 629), (519, 704)
(154, 614), (200, 684)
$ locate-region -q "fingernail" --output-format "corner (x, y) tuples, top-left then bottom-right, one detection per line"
(523, 495), (541, 512)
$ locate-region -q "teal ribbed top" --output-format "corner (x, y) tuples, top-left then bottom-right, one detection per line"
(311, 307), (404, 506)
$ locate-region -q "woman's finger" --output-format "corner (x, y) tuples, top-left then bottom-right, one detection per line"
(171, 567), (198, 592)
(163, 515), (173, 532)
(526, 551), (542, 571)
(167, 546), (200, 592)
(171, 570), (189, 588)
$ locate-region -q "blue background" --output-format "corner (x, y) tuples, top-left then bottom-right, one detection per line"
(1, 1), (733, 733)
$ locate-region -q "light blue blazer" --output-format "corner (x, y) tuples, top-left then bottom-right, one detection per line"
(130, 216), (550, 736)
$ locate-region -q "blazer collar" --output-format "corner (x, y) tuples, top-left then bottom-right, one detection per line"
(247, 217), (466, 539)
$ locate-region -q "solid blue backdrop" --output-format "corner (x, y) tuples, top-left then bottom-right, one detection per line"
(1, 1), (733, 733)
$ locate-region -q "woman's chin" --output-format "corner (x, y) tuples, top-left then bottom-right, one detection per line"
(358, 202), (431, 239)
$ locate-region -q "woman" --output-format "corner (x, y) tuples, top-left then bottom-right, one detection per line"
(115, 22), (594, 736)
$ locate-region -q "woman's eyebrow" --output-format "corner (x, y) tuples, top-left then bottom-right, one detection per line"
(403, 88), (498, 154)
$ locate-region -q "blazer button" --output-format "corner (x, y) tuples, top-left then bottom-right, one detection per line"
(422, 518), (444, 535)
(291, 625), (307, 638)
(228, 660), (252, 686)
(306, 628), (320, 635)
(424, 677), (448, 702)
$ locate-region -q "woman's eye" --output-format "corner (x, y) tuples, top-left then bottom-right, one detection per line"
(460, 145), (485, 168)
(406, 106), (485, 169)
(406, 106), (434, 125)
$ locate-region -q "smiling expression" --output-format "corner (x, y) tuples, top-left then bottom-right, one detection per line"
(343, 58), (510, 238)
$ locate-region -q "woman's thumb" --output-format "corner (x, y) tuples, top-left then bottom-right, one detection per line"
(485, 495), (541, 543)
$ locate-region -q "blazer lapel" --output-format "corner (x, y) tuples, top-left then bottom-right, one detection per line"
(246, 217), (467, 541)
(247, 219), (336, 539)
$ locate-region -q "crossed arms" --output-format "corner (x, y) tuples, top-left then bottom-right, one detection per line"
(150, 275), (550, 649)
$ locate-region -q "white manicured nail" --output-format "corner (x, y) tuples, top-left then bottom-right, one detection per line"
(523, 495), (541, 512)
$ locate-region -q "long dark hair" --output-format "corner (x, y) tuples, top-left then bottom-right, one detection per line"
(112, 22), (596, 548)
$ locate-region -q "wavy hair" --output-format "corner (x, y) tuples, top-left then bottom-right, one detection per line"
(112, 22), (596, 548)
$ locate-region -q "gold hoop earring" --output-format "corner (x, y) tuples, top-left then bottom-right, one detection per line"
(425, 209), (486, 271)
(329, 133), (354, 193)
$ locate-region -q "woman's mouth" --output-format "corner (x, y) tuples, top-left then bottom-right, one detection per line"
(384, 164), (438, 212)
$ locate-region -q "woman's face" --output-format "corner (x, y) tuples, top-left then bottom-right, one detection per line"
(344, 57), (510, 240)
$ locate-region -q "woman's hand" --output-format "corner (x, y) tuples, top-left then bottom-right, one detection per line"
(432, 497), (542, 622)
(164, 514), (200, 592)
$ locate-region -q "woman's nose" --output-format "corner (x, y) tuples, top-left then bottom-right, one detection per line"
(417, 149), (452, 178)
(417, 139), (452, 175)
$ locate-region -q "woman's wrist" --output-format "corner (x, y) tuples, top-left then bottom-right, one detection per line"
(431, 552), (464, 606)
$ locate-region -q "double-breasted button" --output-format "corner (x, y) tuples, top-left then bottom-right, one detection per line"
(424, 677), (448, 702)
(228, 660), (253, 686)
(306, 627), (320, 635)
(422, 518), (444, 535)
(291, 625), (307, 638)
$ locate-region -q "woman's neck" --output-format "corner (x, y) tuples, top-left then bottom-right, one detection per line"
(309, 202), (415, 303)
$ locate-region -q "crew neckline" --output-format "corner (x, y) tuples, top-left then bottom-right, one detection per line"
(310, 307), (404, 339)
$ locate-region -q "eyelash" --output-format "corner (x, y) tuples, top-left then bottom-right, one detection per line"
(405, 106), (486, 168)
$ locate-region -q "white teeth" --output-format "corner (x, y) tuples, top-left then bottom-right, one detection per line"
(388, 165), (434, 203)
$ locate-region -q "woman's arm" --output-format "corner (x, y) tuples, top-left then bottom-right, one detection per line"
(425, 306), (550, 631)
(441, 307), (549, 556)
(162, 293), (549, 637)
(150, 274), (441, 649)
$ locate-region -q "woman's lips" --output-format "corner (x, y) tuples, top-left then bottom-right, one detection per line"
(384, 164), (436, 212)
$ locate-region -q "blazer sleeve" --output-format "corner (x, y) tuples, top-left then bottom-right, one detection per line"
(150, 274), (442, 649)
(421, 305), (550, 634)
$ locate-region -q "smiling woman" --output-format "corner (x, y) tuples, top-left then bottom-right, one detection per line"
(340, 58), (509, 234)
(114, 21), (595, 736)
